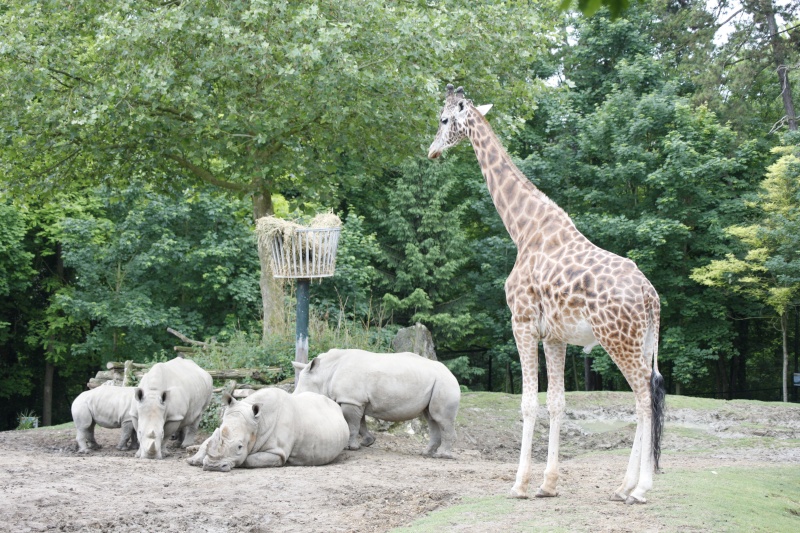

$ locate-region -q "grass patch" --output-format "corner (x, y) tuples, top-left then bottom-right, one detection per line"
(655, 465), (800, 532)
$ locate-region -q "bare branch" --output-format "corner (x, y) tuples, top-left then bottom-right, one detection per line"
(165, 154), (254, 193)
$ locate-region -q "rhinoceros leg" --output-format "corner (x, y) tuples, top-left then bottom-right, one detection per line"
(340, 403), (365, 450)
(422, 410), (442, 456)
(243, 449), (287, 468)
(428, 393), (458, 459)
(75, 420), (95, 454)
(179, 418), (201, 448)
(116, 420), (136, 451)
(359, 415), (376, 447)
(188, 428), (221, 467)
(86, 422), (102, 451)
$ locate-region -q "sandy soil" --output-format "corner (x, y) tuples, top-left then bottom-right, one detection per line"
(1, 392), (798, 532)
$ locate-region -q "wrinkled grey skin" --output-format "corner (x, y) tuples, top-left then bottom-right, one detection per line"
(71, 385), (138, 453)
(188, 388), (349, 472)
(130, 358), (213, 460)
(293, 349), (461, 458)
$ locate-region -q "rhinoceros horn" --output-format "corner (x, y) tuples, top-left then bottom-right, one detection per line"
(148, 441), (157, 456)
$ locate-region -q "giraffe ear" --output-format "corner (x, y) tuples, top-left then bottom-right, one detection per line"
(476, 104), (493, 116)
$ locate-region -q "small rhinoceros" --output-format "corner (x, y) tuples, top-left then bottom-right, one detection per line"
(71, 385), (138, 453)
(188, 387), (349, 471)
(130, 357), (213, 459)
(292, 348), (461, 458)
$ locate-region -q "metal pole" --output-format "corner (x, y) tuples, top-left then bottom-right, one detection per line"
(295, 278), (310, 366)
(794, 305), (799, 403)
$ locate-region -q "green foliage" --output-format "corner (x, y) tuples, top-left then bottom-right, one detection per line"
(0, 201), (37, 400)
(15, 410), (38, 430)
(52, 184), (260, 363)
(0, 0), (554, 203)
(692, 138), (800, 315)
(354, 158), (478, 346)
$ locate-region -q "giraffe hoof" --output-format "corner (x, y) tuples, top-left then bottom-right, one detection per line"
(535, 488), (558, 498)
(625, 494), (647, 505)
(509, 487), (529, 499)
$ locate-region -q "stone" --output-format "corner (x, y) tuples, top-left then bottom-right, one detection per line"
(391, 322), (437, 361)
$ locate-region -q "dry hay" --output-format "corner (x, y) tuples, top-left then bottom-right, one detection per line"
(255, 212), (341, 250)
(255, 212), (342, 277)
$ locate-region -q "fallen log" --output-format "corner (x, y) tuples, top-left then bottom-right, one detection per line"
(107, 361), (151, 370)
(173, 346), (200, 354)
(206, 368), (281, 381)
(87, 378), (116, 389)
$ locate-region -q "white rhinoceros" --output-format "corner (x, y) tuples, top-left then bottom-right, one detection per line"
(187, 387), (349, 471)
(71, 385), (138, 453)
(130, 357), (213, 459)
(292, 348), (461, 458)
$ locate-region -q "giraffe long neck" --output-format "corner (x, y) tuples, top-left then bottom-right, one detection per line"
(466, 112), (566, 247)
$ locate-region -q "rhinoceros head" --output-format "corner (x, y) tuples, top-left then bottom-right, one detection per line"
(202, 393), (259, 472)
(133, 387), (168, 459)
(291, 356), (324, 395)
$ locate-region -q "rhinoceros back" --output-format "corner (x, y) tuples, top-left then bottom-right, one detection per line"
(139, 358), (213, 427)
(316, 349), (460, 421)
(285, 391), (349, 466)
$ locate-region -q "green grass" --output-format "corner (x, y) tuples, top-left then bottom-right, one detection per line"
(655, 466), (800, 532)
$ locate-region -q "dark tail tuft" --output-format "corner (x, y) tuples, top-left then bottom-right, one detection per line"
(651, 369), (666, 472)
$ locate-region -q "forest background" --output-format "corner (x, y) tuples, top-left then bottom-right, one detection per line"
(1, 0), (799, 431)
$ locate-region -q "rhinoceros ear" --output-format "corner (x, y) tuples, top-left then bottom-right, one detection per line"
(222, 392), (236, 407)
(251, 403), (261, 419)
(135, 388), (144, 402)
(160, 390), (168, 404)
(291, 361), (307, 373)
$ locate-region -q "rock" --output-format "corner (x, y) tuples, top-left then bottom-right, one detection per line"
(391, 322), (437, 361)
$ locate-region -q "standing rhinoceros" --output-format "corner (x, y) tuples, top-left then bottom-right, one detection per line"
(292, 349), (461, 458)
(71, 385), (138, 453)
(130, 357), (213, 459)
(187, 387), (349, 471)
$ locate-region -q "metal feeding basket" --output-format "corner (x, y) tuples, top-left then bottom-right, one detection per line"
(269, 227), (341, 279)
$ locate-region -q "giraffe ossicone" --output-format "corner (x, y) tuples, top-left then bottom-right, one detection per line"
(428, 85), (666, 504)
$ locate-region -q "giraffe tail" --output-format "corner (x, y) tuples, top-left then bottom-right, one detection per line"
(647, 292), (665, 473)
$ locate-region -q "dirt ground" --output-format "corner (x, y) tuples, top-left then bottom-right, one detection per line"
(1, 391), (798, 532)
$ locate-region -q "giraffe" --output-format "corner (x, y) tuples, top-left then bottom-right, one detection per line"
(428, 85), (665, 504)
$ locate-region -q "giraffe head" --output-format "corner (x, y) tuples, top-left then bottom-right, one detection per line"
(427, 84), (492, 159)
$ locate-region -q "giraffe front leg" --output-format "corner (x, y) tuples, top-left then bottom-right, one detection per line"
(537, 340), (566, 498)
(509, 317), (539, 499)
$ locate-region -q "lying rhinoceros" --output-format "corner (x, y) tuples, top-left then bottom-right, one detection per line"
(187, 387), (349, 471)
(292, 349), (461, 458)
(130, 357), (213, 459)
(71, 385), (138, 453)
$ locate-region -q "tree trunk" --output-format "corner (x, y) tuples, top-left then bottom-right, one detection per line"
(781, 312), (789, 402)
(42, 242), (64, 427)
(42, 362), (54, 426)
(765, 0), (798, 131)
(252, 189), (283, 340)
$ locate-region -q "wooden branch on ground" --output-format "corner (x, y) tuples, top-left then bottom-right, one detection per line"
(107, 361), (151, 370)
(206, 368), (281, 382)
(173, 346), (200, 353)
